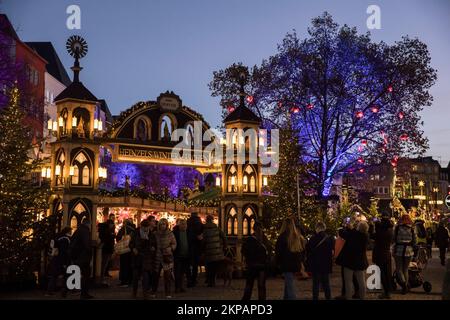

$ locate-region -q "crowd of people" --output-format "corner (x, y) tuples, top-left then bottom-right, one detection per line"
(44, 210), (450, 300)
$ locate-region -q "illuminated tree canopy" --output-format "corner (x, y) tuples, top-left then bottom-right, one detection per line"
(210, 12), (437, 197)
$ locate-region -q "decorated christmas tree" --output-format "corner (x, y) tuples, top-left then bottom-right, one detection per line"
(262, 115), (317, 246)
(0, 85), (52, 289)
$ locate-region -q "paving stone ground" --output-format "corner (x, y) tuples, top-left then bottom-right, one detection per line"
(1, 248), (447, 300)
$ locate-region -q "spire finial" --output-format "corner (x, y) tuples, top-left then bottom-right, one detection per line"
(66, 35), (88, 83)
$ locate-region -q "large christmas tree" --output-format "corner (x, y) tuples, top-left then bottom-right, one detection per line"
(262, 115), (317, 245)
(0, 85), (52, 288)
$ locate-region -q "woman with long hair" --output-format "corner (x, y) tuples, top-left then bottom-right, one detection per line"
(275, 217), (306, 300)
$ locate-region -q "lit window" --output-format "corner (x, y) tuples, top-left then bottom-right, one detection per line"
(82, 165), (89, 185)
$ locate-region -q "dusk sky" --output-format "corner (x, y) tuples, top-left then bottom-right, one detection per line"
(2, 0), (449, 163)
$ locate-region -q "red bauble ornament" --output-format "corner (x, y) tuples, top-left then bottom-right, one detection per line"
(356, 111), (364, 118)
(398, 112), (404, 120)
(227, 105), (235, 112)
(361, 140), (367, 145)
(291, 106), (300, 114)
(357, 157), (364, 164)
(246, 95), (254, 104)
(359, 168), (365, 173)
(391, 160), (397, 167)
(400, 134), (409, 141)
(307, 103), (314, 110)
(371, 106), (379, 113)
(387, 85), (393, 93)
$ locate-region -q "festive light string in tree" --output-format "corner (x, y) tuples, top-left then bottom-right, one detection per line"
(0, 85), (52, 286)
(262, 114), (318, 245)
(210, 12), (436, 197)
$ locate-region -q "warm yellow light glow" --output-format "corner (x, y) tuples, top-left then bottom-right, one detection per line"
(232, 134), (237, 145)
(46, 168), (51, 178)
(41, 167), (46, 177)
(94, 119), (99, 130)
(263, 176), (268, 186)
(220, 138), (226, 145)
(239, 136), (245, 145)
(52, 121), (58, 131)
(58, 116), (64, 127)
(98, 120), (103, 131)
(72, 116), (77, 127)
(216, 176), (221, 186)
(98, 167), (107, 179)
(55, 165), (61, 176)
(418, 180), (425, 187)
(69, 166), (75, 176)
(259, 137), (264, 146)
(243, 175), (248, 185)
(47, 120), (52, 130)
(231, 176), (236, 186)
(433, 187), (439, 193)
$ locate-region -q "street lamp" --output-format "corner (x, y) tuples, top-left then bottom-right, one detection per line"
(433, 187), (439, 210)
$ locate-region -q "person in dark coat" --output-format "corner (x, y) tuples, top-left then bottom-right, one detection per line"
(98, 213), (116, 283)
(242, 222), (269, 300)
(335, 221), (360, 299)
(426, 227), (434, 259)
(70, 218), (93, 299)
(436, 220), (450, 266)
(116, 219), (136, 287)
(46, 227), (72, 297)
(372, 214), (394, 299)
(203, 215), (227, 287)
(306, 221), (334, 300)
(173, 219), (191, 293)
(129, 219), (157, 299)
(275, 217), (306, 300)
(336, 220), (369, 300)
(187, 211), (204, 287)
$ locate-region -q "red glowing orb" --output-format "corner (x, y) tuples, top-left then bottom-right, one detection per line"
(400, 134), (409, 141)
(361, 140), (367, 145)
(398, 112), (404, 120)
(387, 85), (393, 93)
(227, 105), (235, 112)
(356, 111), (364, 118)
(371, 106), (379, 113)
(357, 157), (364, 164)
(246, 95), (254, 104)
(307, 103), (314, 110)
(359, 168), (365, 173)
(291, 106), (300, 114)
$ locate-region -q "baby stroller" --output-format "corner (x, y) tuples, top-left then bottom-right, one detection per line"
(392, 246), (432, 293)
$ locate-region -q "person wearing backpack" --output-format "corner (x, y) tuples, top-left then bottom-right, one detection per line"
(393, 214), (416, 294)
(46, 227), (72, 296)
(241, 221), (270, 300)
(70, 218), (94, 299)
(305, 221), (334, 300)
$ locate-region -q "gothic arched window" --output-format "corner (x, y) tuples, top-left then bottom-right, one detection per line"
(227, 165), (237, 193)
(55, 149), (65, 186)
(227, 206), (238, 236)
(160, 115), (176, 141)
(243, 206), (256, 236)
(71, 151), (91, 186)
(243, 165), (257, 193)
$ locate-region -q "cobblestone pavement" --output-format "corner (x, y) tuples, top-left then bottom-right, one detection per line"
(1, 249), (447, 300)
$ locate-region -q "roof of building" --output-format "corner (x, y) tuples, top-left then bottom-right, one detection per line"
(25, 42), (71, 86)
(224, 105), (261, 124)
(54, 81), (98, 103)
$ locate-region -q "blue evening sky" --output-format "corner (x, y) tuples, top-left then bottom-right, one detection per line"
(2, 0), (450, 163)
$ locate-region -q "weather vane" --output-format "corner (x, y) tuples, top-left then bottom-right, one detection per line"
(66, 35), (88, 83)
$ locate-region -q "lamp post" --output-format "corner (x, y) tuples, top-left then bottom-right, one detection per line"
(433, 187), (439, 211)
(418, 180), (425, 210)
